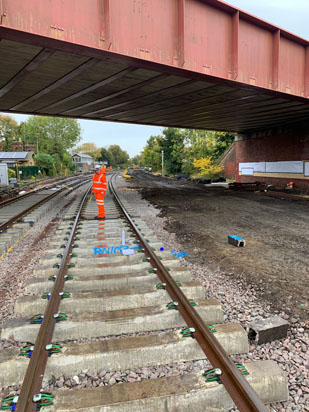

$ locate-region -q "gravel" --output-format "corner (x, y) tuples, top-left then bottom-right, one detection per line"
(115, 176), (309, 412)
(0, 176), (307, 411)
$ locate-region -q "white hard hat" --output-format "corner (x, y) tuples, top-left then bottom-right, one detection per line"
(95, 165), (100, 169)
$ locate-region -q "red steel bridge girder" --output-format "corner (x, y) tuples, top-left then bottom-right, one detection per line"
(0, 0), (308, 99)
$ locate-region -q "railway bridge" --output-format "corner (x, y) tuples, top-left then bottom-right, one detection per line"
(0, 0), (308, 187)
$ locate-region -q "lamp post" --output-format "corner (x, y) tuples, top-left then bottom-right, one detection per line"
(161, 150), (164, 177)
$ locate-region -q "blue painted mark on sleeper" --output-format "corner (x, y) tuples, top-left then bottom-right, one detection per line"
(94, 244), (142, 255)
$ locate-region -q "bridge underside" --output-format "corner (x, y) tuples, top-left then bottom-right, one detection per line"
(0, 35), (308, 133)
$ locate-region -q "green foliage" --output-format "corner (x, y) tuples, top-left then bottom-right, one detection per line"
(142, 135), (163, 171)
(98, 147), (112, 165)
(76, 142), (101, 160)
(161, 128), (185, 174)
(21, 117), (81, 164)
(141, 127), (234, 176)
(34, 153), (57, 176)
(193, 157), (224, 178)
(0, 115), (19, 151)
(129, 154), (143, 167)
(108, 145), (129, 167)
(184, 130), (234, 162)
(8, 168), (16, 178)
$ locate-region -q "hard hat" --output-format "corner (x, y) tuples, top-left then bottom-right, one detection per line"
(95, 165), (100, 170)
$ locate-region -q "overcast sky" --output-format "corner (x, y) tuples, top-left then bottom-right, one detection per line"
(5, 0), (309, 157)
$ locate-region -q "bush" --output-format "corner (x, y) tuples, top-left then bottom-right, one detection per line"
(8, 168), (16, 178)
(193, 157), (224, 179)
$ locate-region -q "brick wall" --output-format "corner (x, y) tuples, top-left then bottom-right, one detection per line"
(235, 121), (309, 190)
(219, 143), (236, 179)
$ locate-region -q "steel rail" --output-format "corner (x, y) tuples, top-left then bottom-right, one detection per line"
(16, 185), (92, 412)
(0, 174), (88, 208)
(109, 174), (268, 412)
(0, 177), (91, 232)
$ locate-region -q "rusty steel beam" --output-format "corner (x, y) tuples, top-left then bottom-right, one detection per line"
(100, 0), (112, 50)
(232, 11), (239, 81)
(0, 48), (53, 98)
(272, 30), (280, 90)
(0, 0), (307, 100)
(305, 46), (309, 97)
(11, 58), (99, 110)
(77, 73), (169, 117)
(177, 0), (185, 68)
(109, 176), (268, 412)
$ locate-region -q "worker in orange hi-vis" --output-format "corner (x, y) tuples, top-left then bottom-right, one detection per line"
(92, 165), (107, 220)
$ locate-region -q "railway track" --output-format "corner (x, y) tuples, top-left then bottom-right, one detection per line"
(0, 175), (91, 258)
(0, 173), (288, 411)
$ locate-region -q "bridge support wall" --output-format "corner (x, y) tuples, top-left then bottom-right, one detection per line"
(234, 121), (309, 191)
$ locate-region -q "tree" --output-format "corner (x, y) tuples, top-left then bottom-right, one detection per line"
(129, 154), (143, 167)
(160, 128), (185, 174)
(76, 142), (101, 160)
(0, 115), (19, 151)
(98, 147), (112, 165)
(108, 145), (129, 167)
(34, 153), (57, 176)
(193, 157), (223, 178)
(22, 116), (81, 162)
(141, 135), (163, 171)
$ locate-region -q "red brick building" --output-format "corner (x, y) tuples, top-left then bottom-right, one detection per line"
(220, 120), (309, 191)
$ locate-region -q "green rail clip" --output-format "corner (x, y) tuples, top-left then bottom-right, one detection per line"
(30, 314), (44, 324)
(189, 299), (197, 306)
(166, 301), (179, 310)
(41, 292), (51, 300)
(33, 393), (54, 408)
(67, 263), (75, 268)
(59, 292), (71, 299)
(56, 254), (64, 258)
(53, 313), (67, 322)
(64, 275), (74, 281)
(204, 368), (222, 382)
(19, 345), (34, 358)
(48, 275), (57, 282)
(181, 327), (195, 338)
(46, 344), (62, 357)
(236, 364), (249, 376)
(156, 282), (166, 290)
(208, 325), (216, 333)
(176, 281), (182, 287)
(1, 395), (19, 410)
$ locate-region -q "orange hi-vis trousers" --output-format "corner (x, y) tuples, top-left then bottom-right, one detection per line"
(95, 192), (105, 218)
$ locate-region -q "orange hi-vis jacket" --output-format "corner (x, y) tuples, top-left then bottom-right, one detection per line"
(92, 172), (107, 194)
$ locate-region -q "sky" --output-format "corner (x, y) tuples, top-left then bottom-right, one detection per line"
(4, 0), (309, 158)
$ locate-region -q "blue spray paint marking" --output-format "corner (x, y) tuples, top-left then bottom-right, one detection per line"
(171, 250), (188, 259)
(94, 244), (142, 255)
